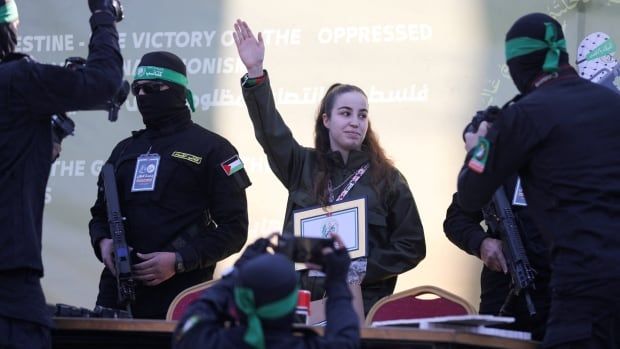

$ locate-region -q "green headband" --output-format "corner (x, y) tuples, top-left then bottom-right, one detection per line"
(134, 65), (195, 112)
(505, 22), (567, 73)
(234, 286), (299, 349)
(0, 1), (18, 24)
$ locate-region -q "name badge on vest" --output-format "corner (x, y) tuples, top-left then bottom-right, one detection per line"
(131, 153), (161, 192)
(512, 177), (528, 206)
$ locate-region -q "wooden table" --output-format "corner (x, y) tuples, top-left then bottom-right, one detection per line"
(52, 317), (539, 349)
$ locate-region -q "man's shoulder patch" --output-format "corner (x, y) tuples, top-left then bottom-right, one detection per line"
(220, 155), (244, 176)
(467, 137), (490, 174)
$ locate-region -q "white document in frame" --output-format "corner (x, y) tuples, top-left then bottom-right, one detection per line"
(293, 196), (367, 259)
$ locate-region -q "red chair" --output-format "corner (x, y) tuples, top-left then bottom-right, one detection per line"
(166, 279), (217, 321)
(365, 285), (476, 326)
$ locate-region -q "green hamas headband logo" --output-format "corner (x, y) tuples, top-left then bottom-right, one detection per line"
(134, 66), (195, 112)
(586, 39), (617, 61)
(0, 1), (19, 24)
(134, 66), (188, 86)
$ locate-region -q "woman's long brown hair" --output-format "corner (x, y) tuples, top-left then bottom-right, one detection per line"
(0, 22), (17, 61)
(312, 83), (394, 205)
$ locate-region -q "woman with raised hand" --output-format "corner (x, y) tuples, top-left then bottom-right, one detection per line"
(233, 19), (426, 314)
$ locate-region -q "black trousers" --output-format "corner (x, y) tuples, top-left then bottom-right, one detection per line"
(0, 316), (50, 349)
(479, 267), (551, 341)
(544, 279), (620, 348)
(547, 311), (620, 349)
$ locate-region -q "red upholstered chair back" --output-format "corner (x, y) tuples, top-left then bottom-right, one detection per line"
(166, 279), (217, 321)
(365, 285), (476, 326)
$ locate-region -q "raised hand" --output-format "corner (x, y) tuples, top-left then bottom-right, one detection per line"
(233, 19), (265, 78)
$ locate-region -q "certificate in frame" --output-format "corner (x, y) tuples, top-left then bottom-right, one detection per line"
(293, 196), (367, 259)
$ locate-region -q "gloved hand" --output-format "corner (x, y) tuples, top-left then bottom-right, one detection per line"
(88, 0), (124, 22)
(323, 245), (351, 285)
(234, 238), (272, 268)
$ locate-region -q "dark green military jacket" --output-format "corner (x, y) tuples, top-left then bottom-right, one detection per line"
(241, 73), (426, 307)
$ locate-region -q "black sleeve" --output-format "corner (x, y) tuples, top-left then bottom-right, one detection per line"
(457, 104), (542, 211)
(310, 278), (360, 349)
(241, 72), (309, 190)
(443, 192), (487, 257)
(178, 142), (250, 272)
(172, 277), (246, 349)
(15, 12), (123, 117)
(365, 171), (426, 283)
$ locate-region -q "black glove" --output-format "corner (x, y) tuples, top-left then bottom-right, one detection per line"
(234, 238), (272, 268)
(88, 0), (124, 22)
(462, 105), (500, 141)
(323, 248), (351, 284)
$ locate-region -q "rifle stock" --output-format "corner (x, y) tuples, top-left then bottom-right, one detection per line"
(101, 163), (136, 314)
(482, 186), (537, 316)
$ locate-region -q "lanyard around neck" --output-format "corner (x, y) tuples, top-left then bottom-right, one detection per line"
(328, 163), (370, 203)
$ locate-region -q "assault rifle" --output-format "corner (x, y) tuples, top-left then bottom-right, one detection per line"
(482, 187), (537, 316)
(101, 163), (136, 315)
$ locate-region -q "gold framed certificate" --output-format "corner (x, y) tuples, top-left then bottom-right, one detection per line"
(293, 197), (367, 259)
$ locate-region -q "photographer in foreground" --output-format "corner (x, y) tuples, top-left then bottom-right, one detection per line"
(172, 234), (360, 349)
(457, 13), (620, 348)
(0, 1), (122, 348)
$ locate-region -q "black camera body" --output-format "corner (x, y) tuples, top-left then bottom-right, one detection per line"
(276, 235), (335, 267)
(462, 105), (501, 141)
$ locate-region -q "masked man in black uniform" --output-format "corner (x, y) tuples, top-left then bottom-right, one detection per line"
(89, 51), (251, 319)
(0, 1), (123, 348)
(458, 13), (620, 348)
(444, 178), (551, 340)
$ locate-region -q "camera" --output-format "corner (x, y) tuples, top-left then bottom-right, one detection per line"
(462, 105), (501, 141)
(276, 235), (335, 267)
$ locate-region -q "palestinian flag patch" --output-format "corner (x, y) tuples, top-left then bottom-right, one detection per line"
(467, 137), (490, 174)
(221, 155), (244, 176)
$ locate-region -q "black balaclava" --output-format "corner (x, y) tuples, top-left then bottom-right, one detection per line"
(505, 13), (569, 93)
(0, 0), (18, 61)
(134, 51), (192, 130)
